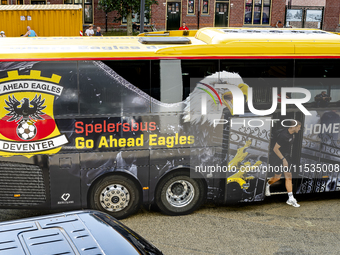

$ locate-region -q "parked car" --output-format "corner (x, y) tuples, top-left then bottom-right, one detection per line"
(0, 210), (163, 255)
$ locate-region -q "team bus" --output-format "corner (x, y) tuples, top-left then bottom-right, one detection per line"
(0, 27), (339, 219)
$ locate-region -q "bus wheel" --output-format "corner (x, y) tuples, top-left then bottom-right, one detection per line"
(155, 171), (205, 216)
(90, 175), (141, 220)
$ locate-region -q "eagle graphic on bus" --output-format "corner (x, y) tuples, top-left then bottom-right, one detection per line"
(183, 71), (249, 125)
(5, 94), (46, 140)
(5, 94), (46, 122)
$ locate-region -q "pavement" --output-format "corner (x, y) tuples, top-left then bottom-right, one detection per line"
(0, 193), (339, 255)
(121, 193), (340, 255)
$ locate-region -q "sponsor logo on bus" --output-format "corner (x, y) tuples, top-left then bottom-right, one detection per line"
(0, 70), (68, 156)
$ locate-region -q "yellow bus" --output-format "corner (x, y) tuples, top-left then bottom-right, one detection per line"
(0, 27), (339, 218)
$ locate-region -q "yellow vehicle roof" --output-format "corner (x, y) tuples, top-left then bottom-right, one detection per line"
(1, 27), (340, 60)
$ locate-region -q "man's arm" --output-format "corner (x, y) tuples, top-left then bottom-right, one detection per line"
(273, 143), (288, 167)
(22, 31), (30, 37)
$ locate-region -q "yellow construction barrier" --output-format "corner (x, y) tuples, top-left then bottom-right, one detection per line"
(0, 4), (83, 37)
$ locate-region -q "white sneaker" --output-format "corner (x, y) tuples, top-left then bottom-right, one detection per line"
(286, 198), (300, 207)
(265, 183), (271, 196)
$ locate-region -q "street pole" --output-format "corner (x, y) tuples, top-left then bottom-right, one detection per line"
(140, 0), (145, 33)
(197, 0), (200, 29)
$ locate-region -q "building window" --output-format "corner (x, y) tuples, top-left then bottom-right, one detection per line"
(122, 11), (150, 24)
(188, 0), (194, 14)
(17, 0), (23, 4)
(31, 0), (46, 4)
(64, 0), (92, 24)
(1, 0), (7, 4)
(244, 0), (270, 25)
(84, 0), (92, 24)
(202, 0), (209, 14)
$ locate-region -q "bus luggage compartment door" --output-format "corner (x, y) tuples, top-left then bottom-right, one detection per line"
(49, 154), (81, 209)
(225, 117), (272, 203)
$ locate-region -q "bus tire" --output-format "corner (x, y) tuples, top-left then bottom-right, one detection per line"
(155, 171), (205, 216)
(90, 175), (141, 220)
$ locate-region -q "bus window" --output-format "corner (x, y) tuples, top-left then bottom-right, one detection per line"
(160, 60), (183, 103)
(220, 59), (294, 107)
(181, 60), (219, 100)
(150, 59), (219, 112)
(79, 61), (151, 115)
(295, 60), (340, 108)
(102, 60), (151, 97)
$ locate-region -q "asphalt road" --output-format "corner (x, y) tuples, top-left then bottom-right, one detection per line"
(121, 193), (340, 255)
(0, 193), (339, 255)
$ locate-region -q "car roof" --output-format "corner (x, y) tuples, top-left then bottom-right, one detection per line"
(0, 210), (161, 255)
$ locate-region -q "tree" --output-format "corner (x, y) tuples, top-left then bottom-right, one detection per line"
(99, 0), (158, 36)
(97, 0), (116, 33)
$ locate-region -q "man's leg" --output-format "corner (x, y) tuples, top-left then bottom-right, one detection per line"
(265, 174), (281, 196)
(284, 172), (292, 193)
(284, 172), (300, 207)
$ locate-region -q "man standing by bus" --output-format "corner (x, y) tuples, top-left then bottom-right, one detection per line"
(265, 120), (301, 207)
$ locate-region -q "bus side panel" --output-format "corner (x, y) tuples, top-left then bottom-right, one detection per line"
(225, 117), (272, 204)
(0, 155), (50, 209)
(297, 110), (340, 194)
(49, 153), (81, 209)
(79, 151), (149, 208)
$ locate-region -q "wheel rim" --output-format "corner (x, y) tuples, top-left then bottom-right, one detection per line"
(100, 184), (130, 212)
(165, 180), (195, 208)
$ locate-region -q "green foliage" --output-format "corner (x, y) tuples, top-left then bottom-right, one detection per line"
(98, 0), (158, 22)
(98, 0), (158, 35)
(97, 0), (115, 14)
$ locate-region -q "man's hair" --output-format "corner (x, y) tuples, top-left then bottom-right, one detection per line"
(291, 120), (301, 126)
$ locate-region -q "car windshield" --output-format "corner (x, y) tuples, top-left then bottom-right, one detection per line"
(94, 212), (163, 255)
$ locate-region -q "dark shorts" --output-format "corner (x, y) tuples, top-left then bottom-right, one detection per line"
(269, 156), (293, 176)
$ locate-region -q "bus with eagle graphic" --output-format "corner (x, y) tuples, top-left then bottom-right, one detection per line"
(0, 28), (339, 219)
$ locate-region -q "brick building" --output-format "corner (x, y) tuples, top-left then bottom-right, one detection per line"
(1, 0), (340, 32)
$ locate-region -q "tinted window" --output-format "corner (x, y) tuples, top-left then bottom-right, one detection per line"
(79, 61), (151, 115)
(221, 59), (294, 105)
(150, 60), (219, 102)
(103, 60), (150, 96)
(295, 60), (340, 108)
(149, 59), (220, 114)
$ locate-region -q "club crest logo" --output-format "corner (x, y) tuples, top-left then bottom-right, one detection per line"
(0, 70), (68, 157)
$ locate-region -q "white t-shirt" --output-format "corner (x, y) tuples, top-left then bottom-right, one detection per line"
(85, 28), (94, 36)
